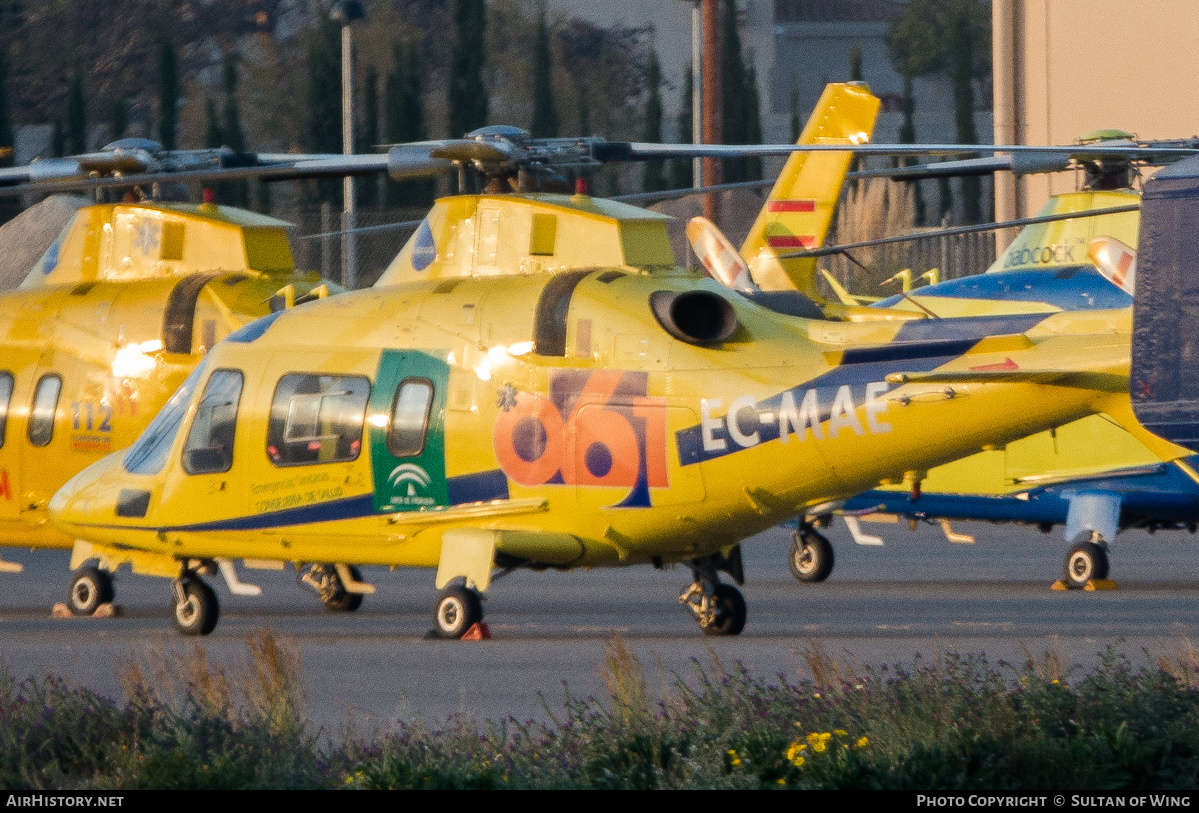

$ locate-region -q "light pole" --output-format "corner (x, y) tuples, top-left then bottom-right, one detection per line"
(678, 0), (703, 189)
(332, 0), (366, 289)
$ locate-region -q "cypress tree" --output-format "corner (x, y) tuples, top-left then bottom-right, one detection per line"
(157, 39), (178, 150)
(386, 40), (433, 207)
(899, 75), (926, 225)
(67, 64), (86, 155)
(668, 66), (693, 190)
(530, 10), (558, 138)
(949, 5), (981, 224)
(641, 46), (666, 193)
(0, 47), (17, 225)
(221, 54), (248, 206)
(363, 63), (379, 207)
(447, 0), (488, 137)
(51, 120), (65, 158)
(204, 97), (223, 148)
(720, 0), (747, 182)
(305, 17), (342, 203)
(110, 99), (127, 142)
(743, 60), (762, 181)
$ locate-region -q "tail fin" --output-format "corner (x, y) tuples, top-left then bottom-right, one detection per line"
(740, 82), (880, 297)
(1131, 157), (1199, 449)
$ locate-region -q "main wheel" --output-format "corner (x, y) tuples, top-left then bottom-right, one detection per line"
(433, 585), (483, 639)
(700, 584), (747, 637)
(789, 530), (834, 583)
(321, 565), (364, 612)
(1064, 541), (1109, 588)
(173, 579), (219, 636)
(68, 566), (114, 616)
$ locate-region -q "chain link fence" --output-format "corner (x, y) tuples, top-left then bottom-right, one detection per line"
(273, 178), (996, 295)
(277, 203), (426, 289)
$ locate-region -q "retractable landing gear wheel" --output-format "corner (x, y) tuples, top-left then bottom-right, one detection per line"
(1064, 541), (1109, 589)
(433, 585), (483, 639)
(173, 579), (219, 636)
(700, 584), (747, 637)
(68, 566), (114, 616)
(789, 530), (834, 583)
(321, 565), (365, 612)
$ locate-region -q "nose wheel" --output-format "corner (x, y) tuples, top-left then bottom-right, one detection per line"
(433, 584), (483, 639)
(789, 528), (834, 583)
(172, 577), (219, 635)
(67, 566), (115, 615)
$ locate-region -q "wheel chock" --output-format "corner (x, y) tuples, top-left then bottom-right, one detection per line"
(461, 622), (491, 640)
(1050, 579), (1118, 591)
(51, 602), (125, 618)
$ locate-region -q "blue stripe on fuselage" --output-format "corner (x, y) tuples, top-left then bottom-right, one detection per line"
(875, 267), (1132, 312)
(92, 469), (513, 533)
(676, 313), (1053, 467)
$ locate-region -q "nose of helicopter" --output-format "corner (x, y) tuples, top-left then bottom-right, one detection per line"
(49, 450), (140, 537)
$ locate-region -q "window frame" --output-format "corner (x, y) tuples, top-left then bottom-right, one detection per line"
(266, 372), (371, 468)
(27, 374), (62, 448)
(386, 377), (434, 458)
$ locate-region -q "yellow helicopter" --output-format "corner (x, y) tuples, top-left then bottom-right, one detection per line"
(0, 85), (880, 619)
(47, 86), (1197, 638)
(0, 137), (461, 614)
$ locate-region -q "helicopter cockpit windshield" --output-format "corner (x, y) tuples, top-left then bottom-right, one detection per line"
(123, 358), (211, 476)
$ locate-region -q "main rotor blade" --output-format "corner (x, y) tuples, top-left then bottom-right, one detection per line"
(780, 204), (1142, 259)
(0, 153), (397, 197)
(615, 141), (1199, 161)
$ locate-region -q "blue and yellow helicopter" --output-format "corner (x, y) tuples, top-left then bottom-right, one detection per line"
(761, 138), (1199, 590)
(46, 85), (1199, 638)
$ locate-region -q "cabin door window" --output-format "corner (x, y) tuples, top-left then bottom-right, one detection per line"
(265, 374), (370, 467)
(27, 375), (61, 448)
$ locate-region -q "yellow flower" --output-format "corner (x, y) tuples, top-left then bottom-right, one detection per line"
(727, 748), (742, 767)
(785, 740), (808, 766)
(806, 731), (832, 752)
(834, 729), (848, 737)
(854, 736), (869, 750)
(777, 778), (787, 786)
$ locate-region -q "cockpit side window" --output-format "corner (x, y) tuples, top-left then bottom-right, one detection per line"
(387, 378), (433, 457)
(125, 359), (210, 475)
(27, 375), (61, 448)
(182, 369), (244, 475)
(267, 373), (370, 467)
(0, 372), (15, 448)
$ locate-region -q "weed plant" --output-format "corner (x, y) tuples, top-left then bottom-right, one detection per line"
(2, 632), (1199, 789)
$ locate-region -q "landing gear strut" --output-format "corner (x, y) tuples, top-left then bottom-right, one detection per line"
(172, 565), (219, 635)
(789, 527), (834, 583)
(67, 565), (114, 615)
(1063, 537), (1110, 589)
(301, 563), (365, 612)
(679, 552), (747, 636)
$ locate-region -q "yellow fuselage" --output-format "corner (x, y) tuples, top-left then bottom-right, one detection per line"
(51, 269), (1141, 575)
